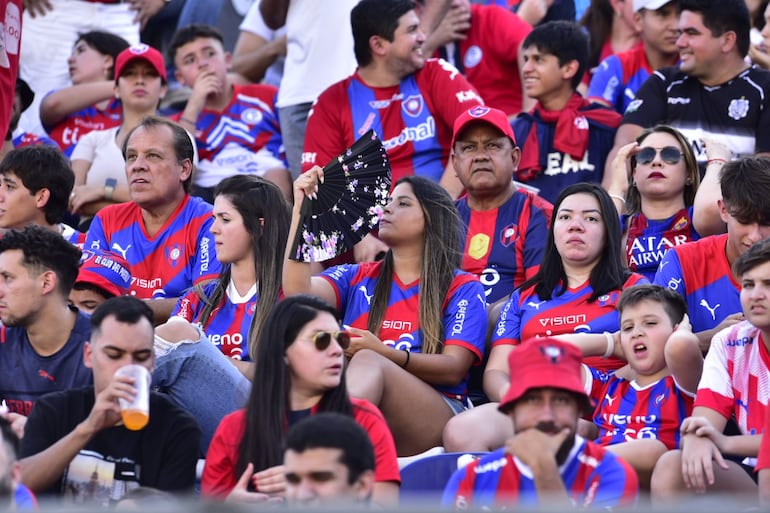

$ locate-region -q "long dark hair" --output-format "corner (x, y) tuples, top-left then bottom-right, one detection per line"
(196, 175), (290, 360)
(518, 183), (631, 302)
(368, 176), (462, 354)
(235, 295), (354, 477)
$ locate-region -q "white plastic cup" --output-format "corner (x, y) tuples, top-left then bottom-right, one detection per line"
(114, 364), (151, 430)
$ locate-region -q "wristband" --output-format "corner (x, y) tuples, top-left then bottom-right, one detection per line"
(609, 194), (626, 204)
(602, 332), (615, 359)
(180, 116), (197, 126)
(401, 349), (410, 369)
(707, 158), (727, 166)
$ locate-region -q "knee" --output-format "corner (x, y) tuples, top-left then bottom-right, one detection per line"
(155, 320), (201, 343)
(348, 348), (388, 370)
(443, 411), (478, 452)
(442, 406), (506, 452)
(650, 449), (683, 499)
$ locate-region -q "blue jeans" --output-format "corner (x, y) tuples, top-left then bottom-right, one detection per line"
(152, 339), (251, 456)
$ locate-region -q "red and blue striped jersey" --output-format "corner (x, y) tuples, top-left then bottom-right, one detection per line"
(457, 189), (552, 304)
(302, 59), (482, 184)
(695, 321), (770, 436)
(587, 369), (694, 449)
(43, 95), (122, 157)
(321, 261), (487, 399)
(172, 280), (257, 361)
(85, 195), (221, 299)
(441, 437), (638, 509)
(492, 274), (647, 371)
(653, 234), (740, 334)
(175, 84), (285, 188)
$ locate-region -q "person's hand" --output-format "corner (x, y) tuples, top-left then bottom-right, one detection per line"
(504, 427), (571, 470)
(79, 372), (137, 436)
(607, 141), (638, 197)
(675, 313), (693, 333)
(252, 464), (287, 497)
(429, 3), (471, 47)
(342, 326), (383, 358)
(749, 43), (770, 70)
(185, 69), (226, 114)
(23, 0), (54, 17)
(128, 0), (168, 30)
(681, 416), (727, 451)
(680, 432), (728, 493)
(352, 233), (388, 263)
(701, 137), (732, 163)
(69, 184), (105, 214)
(1, 412), (27, 440)
(713, 312), (744, 333)
(293, 166), (324, 206)
(516, 0), (554, 26)
(225, 463), (275, 504)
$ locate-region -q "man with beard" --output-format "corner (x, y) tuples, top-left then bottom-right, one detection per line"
(442, 338), (639, 509)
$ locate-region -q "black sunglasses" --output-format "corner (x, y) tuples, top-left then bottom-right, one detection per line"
(636, 146), (683, 166)
(312, 331), (351, 351)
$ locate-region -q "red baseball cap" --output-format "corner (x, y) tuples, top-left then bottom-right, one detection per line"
(114, 44), (167, 83)
(451, 106), (516, 149)
(498, 338), (590, 414)
(76, 250), (132, 298)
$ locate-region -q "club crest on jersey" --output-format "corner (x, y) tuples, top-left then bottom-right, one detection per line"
(539, 344), (564, 364)
(463, 45), (483, 69)
(597, 292), (619, 307)
(468, 233), (490, 260)
(500, 223), (518, 247)
(166, 244), (183, 267)
(728, 97), (749, 120)
(401, 95), (424, 117)
(241, 108), (263, 125)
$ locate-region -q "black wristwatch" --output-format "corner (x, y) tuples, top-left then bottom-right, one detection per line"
(104, 178), (118, 201)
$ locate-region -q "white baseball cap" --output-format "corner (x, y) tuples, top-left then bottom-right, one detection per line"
(633, 0), (673, 12)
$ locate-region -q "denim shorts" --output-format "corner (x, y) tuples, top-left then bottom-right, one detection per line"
(442, 395), (472, 416)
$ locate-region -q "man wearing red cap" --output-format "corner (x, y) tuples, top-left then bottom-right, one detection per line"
(442, 338), (638, 509)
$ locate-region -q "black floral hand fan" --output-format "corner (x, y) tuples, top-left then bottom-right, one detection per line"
(289, 130), (392, 262)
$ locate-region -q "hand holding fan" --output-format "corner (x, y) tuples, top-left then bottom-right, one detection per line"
(289, 130), (392, 262)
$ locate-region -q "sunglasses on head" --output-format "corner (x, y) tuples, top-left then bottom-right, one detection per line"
(636, 146), (683, 166)
(312, 331), (350, 351)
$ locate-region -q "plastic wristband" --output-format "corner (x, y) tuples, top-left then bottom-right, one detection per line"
(401, 349), (410, 369)
(602, 332), (615, 359)
(609, 194), (626, 204)
(707, 158), (727, 166)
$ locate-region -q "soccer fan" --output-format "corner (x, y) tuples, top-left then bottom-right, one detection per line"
(653, 157), (770, 348)
(301, 0), (483, 198)
(649, 237), (770, 502)
(511, 21), (622, 203)
(170, 24), (290, 202)
(441, 338), (639, 509)
(69, 249), (132, 314)
(587, 0), (680, 114)
(5, 79), (58, 157)
(451, 105), (551, 305)
(84, 116), (221, 323)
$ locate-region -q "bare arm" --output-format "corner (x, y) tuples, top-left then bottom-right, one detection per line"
(482, 344), (514, 402)
(145, 298), (178, 325)
(439, 159), (464, 200)
(40, 81), (115, 127)
(419, 0), (452, 35)
(259, 0), (289, 30)
(664, 314), (703, 394)
(231, 32), (287, 84)
(692, 139), (731, 237)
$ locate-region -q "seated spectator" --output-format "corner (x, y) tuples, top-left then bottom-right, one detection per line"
(284, 172), (487, 456)
(443, 183), (646, 453)
(451, 106), (552, 306)
(605, 125), (701, 280)
(18, 296), (201, 504)
(69, 249), (132, 314)
(0, 145), (82, 246)
(587, 0), (680, 114)
(202, 295), (399, 506)
(169, 24), (290, 202)
(0, 417), (37, 510)
(442, 338), (639, 509)
(3, 78), (58, 160)
(69, 44), (168, 229)
(653, 157), (770, 349)
(231, 2), (286, 87)
(39, 31), (130, 156)
(512, 21), (622, 203)
(650, 237), (770, 503)
(158, 174), (290, 379)
(84, 115), (222, 323)
(421, 0), (534, 117)
(283, 412), (376, 507)
(579, 0), (641, 84)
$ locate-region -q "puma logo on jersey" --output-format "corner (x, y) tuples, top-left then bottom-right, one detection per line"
(699, 299), (720, 320)
(359, 286), (374, 305)
(527, 300), (546, 310)
(604, 394), (615, 406)
(111, 242), (131, 260)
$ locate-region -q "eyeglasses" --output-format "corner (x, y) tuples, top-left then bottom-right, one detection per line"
(311, 331), (350, 351)
(636, 146), (683, 166)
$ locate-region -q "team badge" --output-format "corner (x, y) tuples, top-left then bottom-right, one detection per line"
(166, 243), (183, 267)
(468, 233), (490, 260)
(728, 97), (749, 120)
(241, 108), (263, 125)
(499, 223), (518, 247)
(401, 94), (424, 117)
(540, 344), (564, 363)
(463, 45), (482, 69)
(574, 115), (589, 130)
(597, 292), (619, 307)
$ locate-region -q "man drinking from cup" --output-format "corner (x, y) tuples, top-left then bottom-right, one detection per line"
(17, 296), (200, 505)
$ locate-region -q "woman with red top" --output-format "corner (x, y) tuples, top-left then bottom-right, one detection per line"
(201, 295), (399, 506)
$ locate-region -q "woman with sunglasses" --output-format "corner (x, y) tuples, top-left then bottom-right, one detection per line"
(443, 183), (647, 453)
(284, 171), (487, 456)
(201, 295), (400, 505)
(606, 125), (702, 280)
